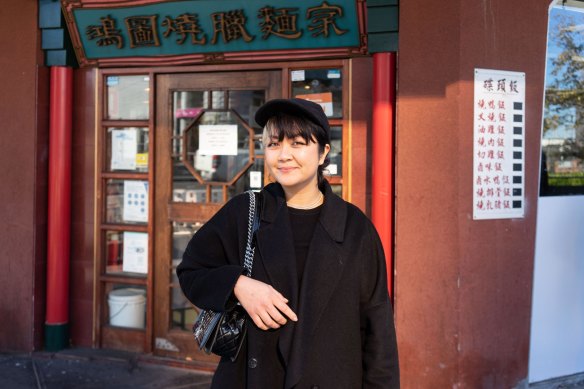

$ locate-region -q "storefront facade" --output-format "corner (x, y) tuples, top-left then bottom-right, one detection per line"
(1, 0), (582, 387)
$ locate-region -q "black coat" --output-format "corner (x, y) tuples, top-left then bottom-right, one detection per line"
(177, 182), (399, 388)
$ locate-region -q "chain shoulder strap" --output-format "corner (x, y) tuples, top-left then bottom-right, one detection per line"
(242, 190), (257, 277)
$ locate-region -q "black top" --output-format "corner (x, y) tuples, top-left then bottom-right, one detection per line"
(287, 204), (322, 284)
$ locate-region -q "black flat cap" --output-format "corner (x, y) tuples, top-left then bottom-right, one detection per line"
(255, 98), (330, 133)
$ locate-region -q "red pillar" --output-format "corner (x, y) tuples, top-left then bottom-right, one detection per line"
(45, 66), (73, 351)
(371, 52), (397, 296)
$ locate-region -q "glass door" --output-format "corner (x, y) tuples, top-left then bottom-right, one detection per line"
(154, 71), (281, 363)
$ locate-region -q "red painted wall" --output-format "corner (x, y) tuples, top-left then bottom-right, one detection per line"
(69, 68), (97, 348)
(0, 1), (49, 351)
(395, 0), (549, 387)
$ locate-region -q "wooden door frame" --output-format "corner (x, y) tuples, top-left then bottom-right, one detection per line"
(153, 70), (281, 364)
(93, 58), (372, 365)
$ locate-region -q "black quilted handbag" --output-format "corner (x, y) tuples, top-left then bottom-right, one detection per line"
(192, 190), (260, 362)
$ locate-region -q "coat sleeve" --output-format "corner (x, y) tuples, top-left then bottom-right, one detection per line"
(361, 222), (400, 388)
(176, 194), (248, 312)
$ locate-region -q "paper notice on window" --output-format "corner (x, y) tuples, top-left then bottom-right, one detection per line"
(123, 180), (148, 222)
(198, 125), (238, 156)
(111, 128), (137, 170)
(327, 164), (338, 175)
(291, 70), (305, 81)
(122, 232), (148, 274)
(250, 171), (262, 188)
(295, 93), (333, 117)
(135, 153), (148, 168)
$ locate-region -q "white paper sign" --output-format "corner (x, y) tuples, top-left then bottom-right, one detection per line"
(250, 171), (262, 188)
(123, 180), (148, 222)
(122, 232), (148, 274)
(291, 70), (305, 81)
(199, 125), (238, 156)
(327, 164), (338, 175)
(473, 69), (525, 220)
(111, 129), (137, 170)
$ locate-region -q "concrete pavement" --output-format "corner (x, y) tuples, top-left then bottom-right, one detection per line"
(0, 348), (212, 389)
(1, 347), (584, 388)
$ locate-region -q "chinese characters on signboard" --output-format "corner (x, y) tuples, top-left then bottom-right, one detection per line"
(70, 0), (359, 60)
(473, 69), (526, 220)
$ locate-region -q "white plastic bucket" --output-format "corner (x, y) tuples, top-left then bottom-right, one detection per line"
(108, 288), (146, 329)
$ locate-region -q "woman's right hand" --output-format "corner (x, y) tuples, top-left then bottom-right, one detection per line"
(233, 275), (298, 330)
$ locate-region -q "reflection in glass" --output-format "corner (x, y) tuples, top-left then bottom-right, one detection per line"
(106, 179), (148, 225)
(106, 127), (149, 172)
(326, 126), (342, 176)
(291, 68), (342, 118)
(212, 90), (226, 109)
(541, 6), (584, 196)
(171, 89), (266, 203)
(184, 111), (253, 184)
(171, 222), (203, 331)
(106, 75), (150, 120)
(227, 158), (265, 200)
(105, 283), (147, 329)
(105, 231), (123, 273)
(229, 90), (265, 130)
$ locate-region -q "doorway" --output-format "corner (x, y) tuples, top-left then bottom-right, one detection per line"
(153, 71), (281, 363)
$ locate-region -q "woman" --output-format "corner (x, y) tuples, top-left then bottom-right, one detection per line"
(177, 98), (400, 388)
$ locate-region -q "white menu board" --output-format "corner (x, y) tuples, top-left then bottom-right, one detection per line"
(473, 69), (525, 220)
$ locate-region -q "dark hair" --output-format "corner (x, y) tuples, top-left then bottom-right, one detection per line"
(263, 113), (331, 189)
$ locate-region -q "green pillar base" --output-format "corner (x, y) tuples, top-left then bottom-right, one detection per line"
(45, 323), (69, 352)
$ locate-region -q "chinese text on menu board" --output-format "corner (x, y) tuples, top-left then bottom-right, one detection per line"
(473, 69), (525, 220)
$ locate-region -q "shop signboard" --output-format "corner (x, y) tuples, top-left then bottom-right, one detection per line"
(473, 68), (526, 220)
(61, 0), (366, 67)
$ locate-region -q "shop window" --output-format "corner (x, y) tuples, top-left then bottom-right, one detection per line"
(98, 73), (152, 345)
(291, 68), (343, 118)
(105, 179), (148, 225)
(170, 221), (202, 331)
(106, 127), (149, 173)
(291, 68), (345, 194)
(104, 230), (148, 276)
(540, 5), (584, 196)
(106, 75), (150, 120)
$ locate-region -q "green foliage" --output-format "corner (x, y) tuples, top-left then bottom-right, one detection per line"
(543, 14), (584, 134)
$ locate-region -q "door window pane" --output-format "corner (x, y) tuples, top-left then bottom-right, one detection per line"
(229, 90), (265, 130)
(227, 158), (265, 200)
(171, 222), (203, 331)
(171, 89), (266, 195)
(183, 110), (253, 183)
(212, 90), (226, 109)
(291, 68), (343, 118)
(106, 127), (149, 172)
(106, 75), (150, 120)
(326, 125), (342, 176)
